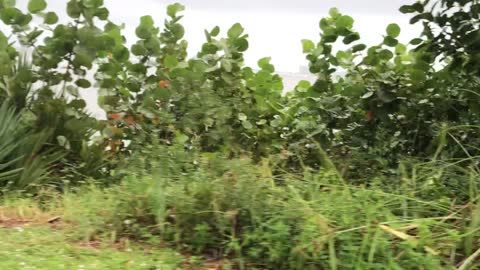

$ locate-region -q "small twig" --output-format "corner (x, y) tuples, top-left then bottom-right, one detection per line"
(457, 247), (480, 270)
(440, 203), (471, 223)
(47, 216), (61, 224)
(378, 224), (439, 255)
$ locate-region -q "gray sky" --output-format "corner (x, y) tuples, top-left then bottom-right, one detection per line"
(158, 0), (412, 14)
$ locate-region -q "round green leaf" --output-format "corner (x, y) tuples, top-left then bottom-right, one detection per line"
(410, 13), (433, 24)
(270, 118), (282, 128)
(170, 23), (185, 40)
(410, 38), (423, 45)
(296, 80), (311, 92)
(399, 5), (416, 14)
(412, 3), (424, 13)
(140, 15), (154, 27)
(352, 44), (366, 52)
(386, 23), (401, 38)
(128, 63), (147, 75)
(323, 35), (338, 43)
(95, 35), (115, 51)
(242, 121), (253, 130)
(135, 25), (151, 39)
(336, 15), (354, 30)
(18, 13), (32, 26)
(395, 44), (407, 55)
(3, 0), (16, 7)
(201, 43), (218, 54)
(73, 46), (94, 68)
(82, 0), (103, 9)
(1, 7), (23, 25)
(329, 7), (340, 18)
(77, 27), (99, 46)
(66, 0), (82, 18)
(164, 54), (178, 69)
(238, 113), (247, 121)
(167, 3), (185, 18)
(379, 49), (393, 60)
(228, 23), (244, 39)
(144, 37), (160, 53)
(131, 43), (147, 56)
(43, 12), (58, 24)
(343, 32), (360, 45)
(311, 46), (324, 57)
(66, 85), (79, 97)
(69, 99), (87, 109)
(295, 80), (312, 92)
(210, 26), (220, 37)
(383, 36), (398, 47)
(113, 46), (130, 62)
(95, 7), (109, 20)
(28, 0), (47, 13)
(409, 69), (426, 82)
(234, 38), (249, 52)
(344, 84), (366, 97)
(258, 57), (274, 72)
(337, 49), (351, 59)
(75, 78), (91, 88)
(302, 39), (315, 53)
(319, 18), (330, 31)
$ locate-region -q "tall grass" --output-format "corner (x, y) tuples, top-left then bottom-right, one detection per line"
(34, 146), (473, 269)
(2, 141), (478, 269)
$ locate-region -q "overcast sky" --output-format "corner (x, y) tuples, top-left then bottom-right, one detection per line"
(9, 0), (421, 72)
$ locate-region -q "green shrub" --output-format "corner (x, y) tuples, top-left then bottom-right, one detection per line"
(2, 0), (480, 180)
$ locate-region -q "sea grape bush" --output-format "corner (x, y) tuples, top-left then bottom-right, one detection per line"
(285, 5), (480, 174)
(0, 0), (479, 185)
(401, 0), (480, 76)
(0, 0), (116, 184)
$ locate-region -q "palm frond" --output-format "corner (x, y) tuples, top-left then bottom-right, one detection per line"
(0, 101), (62, 190)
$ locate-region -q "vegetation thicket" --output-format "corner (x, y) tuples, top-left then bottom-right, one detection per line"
(0, 0), (479, 269)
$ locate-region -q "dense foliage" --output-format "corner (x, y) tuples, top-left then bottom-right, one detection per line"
(0, 0), (479, 269)
(1, 0), (479, 178)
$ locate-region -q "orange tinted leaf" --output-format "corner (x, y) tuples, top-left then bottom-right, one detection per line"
(124, 116), (135, 125)
(159, 80), (169, 88)
(108, 113), (122, 120)
(366, 111), (375, 121)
